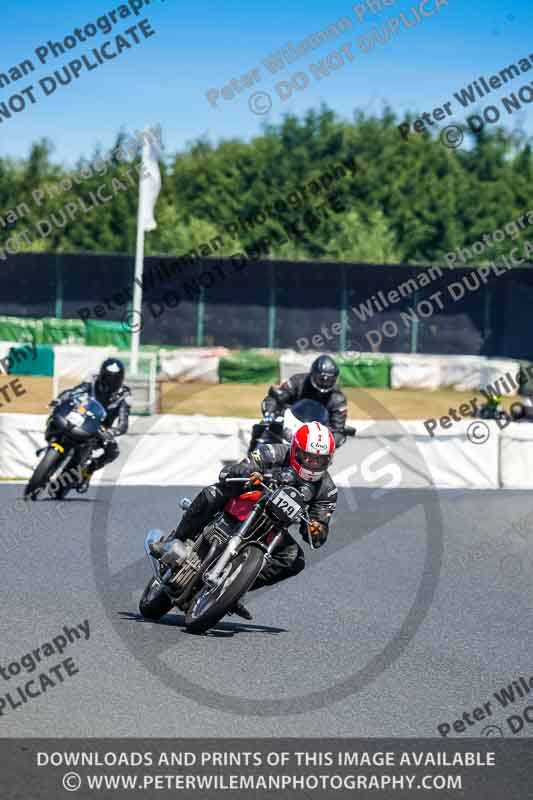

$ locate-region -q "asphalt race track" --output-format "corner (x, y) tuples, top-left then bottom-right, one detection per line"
(1, 483), (532, 738)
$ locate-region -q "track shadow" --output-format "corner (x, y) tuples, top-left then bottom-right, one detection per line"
(118, 611), (288, 637)
(34, 497), (105, 504)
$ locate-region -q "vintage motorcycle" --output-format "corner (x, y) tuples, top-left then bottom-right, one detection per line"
(24, 392), (107, 500)
(248, 398), (356, 452)
(140, 472), (317, 634)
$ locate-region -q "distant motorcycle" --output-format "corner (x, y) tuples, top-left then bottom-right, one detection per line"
(475, 393), (508, 422)
(248, 398), (356, 452)
(24, 392), (107, 500)
(141, 472), (318, 634)
(509, 396), (533, 422)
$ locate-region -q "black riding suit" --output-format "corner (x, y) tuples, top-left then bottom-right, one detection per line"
(51, 379), (131, 471)
(172, 443), (338, 590)
(261, 373), (348, 447)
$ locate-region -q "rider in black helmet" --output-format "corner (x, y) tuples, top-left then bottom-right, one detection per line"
(94, 358), (126, 403)
(260, 355), (348, 447)
(50, 358), (131, 484)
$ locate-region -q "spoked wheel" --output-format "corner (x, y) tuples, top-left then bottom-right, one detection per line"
(139, 577), (173, 621)
(24, 448), (63, 501)
(185, 546), (264, 634)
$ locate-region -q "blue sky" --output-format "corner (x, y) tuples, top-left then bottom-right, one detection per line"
(0, 0), (531, 166)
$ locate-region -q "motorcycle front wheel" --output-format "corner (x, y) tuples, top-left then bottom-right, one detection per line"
(185, 545), (264, 634)
(139, 577), (173, 620)
(24, 447), (63, 500)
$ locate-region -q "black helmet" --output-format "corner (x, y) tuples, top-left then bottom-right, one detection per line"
(309, 355), (339, 394)
(96, 358), (125, 398)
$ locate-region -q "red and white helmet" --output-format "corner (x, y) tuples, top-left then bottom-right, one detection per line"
(290, 422), (335, 482)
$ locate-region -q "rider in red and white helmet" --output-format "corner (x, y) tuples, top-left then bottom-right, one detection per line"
(290, 421), (335, 482)
(151, 421), (339, 621)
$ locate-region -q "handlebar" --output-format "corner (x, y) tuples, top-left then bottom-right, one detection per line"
(223, 474), (316, 546)
(223, 473), (273, 484)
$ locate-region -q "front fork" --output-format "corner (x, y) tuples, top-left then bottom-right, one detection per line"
(204, 521), (284, 589)
(48, 444), (74, 484)
(203, 504), (263, 587)
(204, 536), (243, 587)
(265, 530), (283, 556)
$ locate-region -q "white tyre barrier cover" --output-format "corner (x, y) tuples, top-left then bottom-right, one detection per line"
(401, 421), (499, 489)
(1, 414), (242, 486)
(0, 414), (47, 479)
(500, 422), (533, 489)
(438, 355), (483, 392)
(480, 359), (521, 396)
(96, 414), (241, 485)
(390, 355), (441, 390)
(159, 350), (220, 383)
(0, 414), (508, 489)
(329, 420), (499, 490)
(53, 345), (119, 383)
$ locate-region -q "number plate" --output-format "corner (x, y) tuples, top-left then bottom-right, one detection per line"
(271, 490), (301, 520)
(66, 411), (84, 426)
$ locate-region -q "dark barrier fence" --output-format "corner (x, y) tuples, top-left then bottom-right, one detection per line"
(1, 252), (532, 358)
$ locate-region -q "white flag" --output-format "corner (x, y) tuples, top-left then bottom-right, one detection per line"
(139, 133), (161, 232)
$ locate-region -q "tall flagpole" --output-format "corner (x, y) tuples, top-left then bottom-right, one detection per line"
(130, 129), (161, 376)
(130, 173), (145, 376)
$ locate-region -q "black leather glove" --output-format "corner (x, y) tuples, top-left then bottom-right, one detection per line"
(302, 520), (328, 548)
(219, 461), (253, 482)
(261, 398), (278, 418)
(233, 461), (253, 477)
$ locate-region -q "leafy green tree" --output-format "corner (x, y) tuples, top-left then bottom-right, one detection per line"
(145, 202), (242, 257)
(320, 209), (400, 263)
(0, 107), (532, 265)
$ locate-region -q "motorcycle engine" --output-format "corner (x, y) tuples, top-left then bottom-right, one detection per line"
(203, 513), (235, 546)
(165, 540), (202, 593)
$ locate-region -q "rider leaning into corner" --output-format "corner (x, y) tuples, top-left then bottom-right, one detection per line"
(50, 357), (132, 485)
(260, 354), (348, 447)
(151, 421), (338, 621)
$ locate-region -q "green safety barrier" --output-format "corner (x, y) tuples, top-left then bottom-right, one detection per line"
(0, 315), (42, 343)
(85, 319), (131, 350)
(338, 357), (391, 389)
(219, 351), (280, 384)
(0, 316), (86, 345)
(42, 318), (85, 345)
(8, 344), (54, 376)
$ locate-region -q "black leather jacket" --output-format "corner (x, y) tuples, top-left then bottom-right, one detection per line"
(220, 443), (338, 541)
(262, 373), (348, 447)
(54, 380), (131, 435)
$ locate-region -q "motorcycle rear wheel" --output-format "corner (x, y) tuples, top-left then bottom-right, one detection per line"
(24, 448), (63, 500)
(185, 545), (264, 634)
(139, 577), (173, 620)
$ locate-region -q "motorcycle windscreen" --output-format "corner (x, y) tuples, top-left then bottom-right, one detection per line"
(283, 399), (330, 441)
(83, 397), (107, 425)
(144, 528), (165, 557)
(291, 399), (330, 425)
(54, 395), (107, 440)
